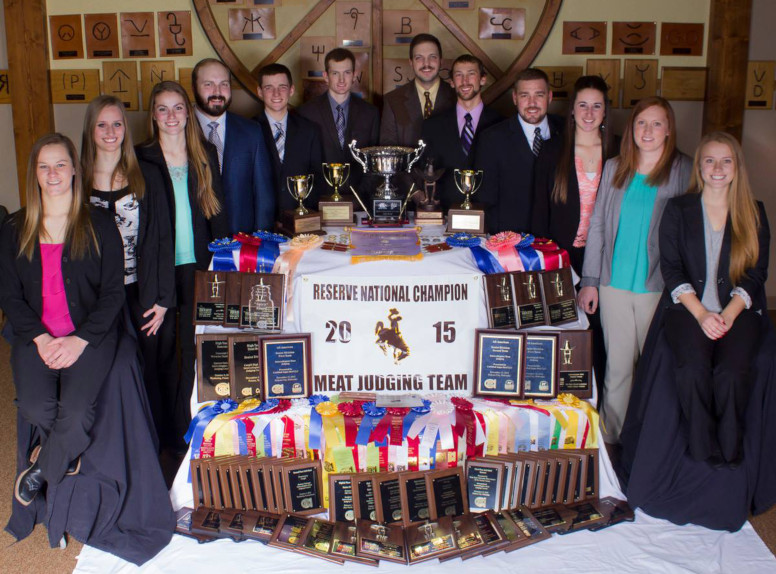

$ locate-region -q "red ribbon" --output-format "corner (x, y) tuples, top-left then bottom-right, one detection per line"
(452, 398), (477, 456)
(473, 411), (486, 457)
(243, 418), (257, 456)
(371, 414), (392, 444)
(282, 416), (295, 456)
(533, 237), (570, 270)
(386, 408), (409, 446)
(234, 232), (263, 273)
(338, 402), (363, 469)
(199, 436), (215, 458)
(407, 437), (420, 471)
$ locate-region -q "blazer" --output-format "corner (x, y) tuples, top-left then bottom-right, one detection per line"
(135, 141), (230, 271)
(420, 105), (503, 213)
(220, 111), (276, 234)
(380, 80), (456, 147)
(580, 153), (693, 293)
(256, 110), (324, 214)
(475, 114), (564, 234)
(0, 206), (125, 347)
(297, 93), (380, 191)
(660, 193), (770, 313)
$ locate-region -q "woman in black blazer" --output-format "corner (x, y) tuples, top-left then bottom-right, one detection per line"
(0, 134), (124, 505)
(659, 131), (769, 466)
(81, 95), (175, 447)
(136, 81), (228, 451)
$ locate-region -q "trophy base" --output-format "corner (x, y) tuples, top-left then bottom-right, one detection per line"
(319, 195), (356, 227)
(276, 209), (325, 236)
(361, 216), (410, 227)
(414, 209), (444, 226)
(446, 202), (486, 235)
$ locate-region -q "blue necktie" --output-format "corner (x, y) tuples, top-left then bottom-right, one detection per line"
(335, 104), (345, 149)
(461, 113), (474, 156)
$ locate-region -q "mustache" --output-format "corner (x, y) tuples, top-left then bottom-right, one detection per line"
(207, 96), (226, 103)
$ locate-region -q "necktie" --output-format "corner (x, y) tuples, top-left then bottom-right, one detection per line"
(274, 122), (285, 163)
(532, 126), (543, 157)
(423, 91), (433, 119)
(335, 104), (345, 149)
(208, 121), (224, 173)
(461, 113), (474, 156)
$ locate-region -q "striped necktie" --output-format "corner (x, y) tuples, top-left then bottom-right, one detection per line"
(335, 104), (345, 149)
(423, 91), (433, 119)
(461, 113), (474, 156)
(532, 126), (543, 157)
(208, 121), (224, 172)
(274, 122), (285, 163)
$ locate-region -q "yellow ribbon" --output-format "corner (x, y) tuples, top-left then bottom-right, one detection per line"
(484, 410), (500, 456)
(557, 393), (600, 447)
(207, 398), (265, 455)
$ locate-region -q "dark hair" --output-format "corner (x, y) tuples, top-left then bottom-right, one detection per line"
(513, 68), (550, 91)
(324, 48), (355, 73)
(452, 54), (485, 77)
(192, 58), (230, 89)
(258, 63), (293, 86)
(409, 34), (442, 59)
(551, 76), (614, 204)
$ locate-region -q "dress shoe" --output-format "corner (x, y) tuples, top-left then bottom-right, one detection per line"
(15, 461), (46, 507)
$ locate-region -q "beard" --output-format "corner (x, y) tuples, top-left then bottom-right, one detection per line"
(455, 84), (481, 102)
(195, 92), (231, 117)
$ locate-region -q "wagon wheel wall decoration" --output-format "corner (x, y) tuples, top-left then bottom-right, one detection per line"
(193, 0), (562, 106)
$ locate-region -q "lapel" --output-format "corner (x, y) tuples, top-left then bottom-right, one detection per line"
(259, 113), (282, 174)
(402, 83), (423, 125)
(220, 112), (234, 173)
(345, 95), (359, 147)
(317, 94), (341, 149)
(508, 115), (532, 157)
(684, 195), (707, 281)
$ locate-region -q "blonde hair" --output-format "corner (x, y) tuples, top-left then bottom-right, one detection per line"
(688, 131), (760, 285)
(20, 134), (97, 260)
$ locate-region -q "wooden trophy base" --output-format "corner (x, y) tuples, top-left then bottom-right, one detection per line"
(446, 202), (485, 235)
(319, 195), (355, 227)
(276, 209), (325, 236)
(414, 208), (444, 226)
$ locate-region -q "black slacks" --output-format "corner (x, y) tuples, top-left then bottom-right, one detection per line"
(664, 307), (761, 463)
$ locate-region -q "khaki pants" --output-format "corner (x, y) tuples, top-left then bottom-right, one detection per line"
(599, 284), (660, 443)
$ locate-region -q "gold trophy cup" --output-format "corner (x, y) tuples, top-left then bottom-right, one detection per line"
(319, 162), (354, 225)
(287, 174), (314, 216)
(453, 169), (483, 210)
(447, 169), (486, 235)
(277, 174), (323, 235)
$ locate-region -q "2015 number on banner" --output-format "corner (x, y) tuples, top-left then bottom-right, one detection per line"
(297, 274), (486, 395)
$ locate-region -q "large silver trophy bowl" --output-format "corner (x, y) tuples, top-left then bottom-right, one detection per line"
(349, 140), (426, 199)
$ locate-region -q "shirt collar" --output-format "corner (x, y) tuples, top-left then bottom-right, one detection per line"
(517, 114), (550, 142)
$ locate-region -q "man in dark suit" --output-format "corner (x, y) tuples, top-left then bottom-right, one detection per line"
(255, 63), (324, 215)
(380, 34), (456, 147)
(475, 68), (564, 234)
(192, 58), (275, 235)
(420, 55), (503, 213)
(298, 48), (380, 194)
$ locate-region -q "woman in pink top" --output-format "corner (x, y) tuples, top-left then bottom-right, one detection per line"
(0, 134), (124, 506)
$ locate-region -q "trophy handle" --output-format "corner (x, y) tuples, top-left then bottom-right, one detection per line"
(407, 140), (426, 172)
(306, 173), (314, 199)
(342, 163), (350, 183)
(453, 168), (463, 192)
(471, 170), (484, 196)
(322, 163), (334, 188)
(348, 140), (367, 171)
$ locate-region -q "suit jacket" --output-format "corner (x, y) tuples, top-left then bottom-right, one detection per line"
(135, 141), (230, 271)
(660, 193), (770, 313)
(298, 93), (380, 192)
(220, 111), (275, 234)
(256, 110), (324, 214)
(580, 153), (693, 293)
(380, 80), (456, 147)
(0, 206), (125, 347)
(475, 114), (564, 234)
(420, 105), (503, 212)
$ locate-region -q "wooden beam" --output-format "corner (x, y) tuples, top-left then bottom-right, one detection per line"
(702, 0), (752, 140)
(372, 0), (383, 106)
(4, 0), (54, 206)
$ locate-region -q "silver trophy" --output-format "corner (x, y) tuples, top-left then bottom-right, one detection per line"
(349, 140), (426, 199)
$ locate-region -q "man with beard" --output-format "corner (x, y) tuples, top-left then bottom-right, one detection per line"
(475, 68), (564, 234)
(192, 58), (275, 234)
(380, 33), (455, 147)
(420, 54), (502, 213)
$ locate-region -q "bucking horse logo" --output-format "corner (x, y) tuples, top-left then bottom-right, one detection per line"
(375, 308), (410, 364)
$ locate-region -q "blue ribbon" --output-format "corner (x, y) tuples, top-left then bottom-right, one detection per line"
(184, 399), (238, 481)
(236, 419), (248, 455)
(308, 395), (330, 450)
(253, 231), (288, 273)
(208, 238), (239, 271)
(402, 400), (431, 440)
(446, 233), (504, 274)
(515, 234), (541, 271)
(514, 409), (532, 452)
(356, 402), (386, 446)
(263, 424), (273, 456)
(428, 429), (439, 469)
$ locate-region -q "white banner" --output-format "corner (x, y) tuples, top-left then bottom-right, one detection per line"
(297, 274), (486, 395)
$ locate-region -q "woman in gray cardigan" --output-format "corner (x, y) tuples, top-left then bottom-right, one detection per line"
(578, 96), (692, 447)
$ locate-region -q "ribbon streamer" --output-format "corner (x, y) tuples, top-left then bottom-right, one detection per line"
(446, 233), (505, 275)
(234, 232), (262, 273)
(208, 238), (239, 271)
(253, 230), (289, 273)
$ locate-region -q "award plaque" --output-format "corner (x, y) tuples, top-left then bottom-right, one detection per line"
(440, 513), (484, 561)
(204, 456), (229, 509)
(329, 473), (356, 522)
(278, 174), (324, 236)
(247, 458), (270, 512)
(352, 475), (379, 522)
(533, 453), (557, 508)
(510, 271), (546, 328)
(215, 455), (244, 509)
(193, 270), (226, 325)
(330, 521), (380, 566)
(426, 467), (467, 519)
(282, 460), (324, 516)
(530, 504), (578, 534)
(487, 510), (529, 554)
(481, 454), (522, 510)
(262, 456), (294, 513)
(268, 513), (311, 551)
(241, 510), (282, 544)
(483, 272), (517, 329)
(446, 169), (485, 235)
(298, 518), (345, 564)
(555, 451), (586, 502)
(227, 458), (250, 510)
(175, 507), (215, 543)
(190, 506), (225, 539)
(514, 456), (537, 508)
(540, 267), (579, 326)
(502, 507), (552, 547)
(190, 458), (209, 508)
(196, 334), (231, 402)
(224, 271), (243, 327)
(239, 273), (286, 332)
(229, 334), (262, 401)
(219, 508), (248, 541)
(557, 330), (594, 399)
(460, 510), (508, 559)
(466, 458), (504, 512)
(568, 448), (599, 499)
(560, 499), (608, 533)
(522, 332), (559, 399)
(544, 454), (569, 506)
(320, 162), (355, 226)
(398, 472), (431, 527)
(260, 333), (312, 400)
(590, 497), (635, 531)
(377, 475), (404, 524)
(356, 519), (408, 564)
(474, 330), (525, 399)
(406, 516), (458, 564)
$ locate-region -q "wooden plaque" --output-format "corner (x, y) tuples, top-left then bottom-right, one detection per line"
(300, 37), (336, 81)
(228, 8), (276, 41)
(50, 70), (100, 104)
(473, 330), (524, 400)
(158, 11), (193, 57)
(330, 520), (380, 566)
(298, 518), (345, 564)
(102, 61), (140, 111)
(530, 504), (577, 534)
(398, 471), (431, 527)
(261, 333), (311, 400)
(223, 271), (243, 327)
(140, 61), (176, 111)
(382, 59), (413, 93)
(478, 8), (525, 40)
(745, 61), (775, 110)
(352, 474), (380, 522)
(268, 513), (310, 551)
(241, 510), (281, 544)
(84, 14), (119, 59)
(405, 515), (458, 564)
(336, 2), (371, 48)
(352, 51), (371, 100)
(522, 332), (559, 400)
(190, 507), (224, 538)
(0, 71), (9, 105)
(283, 460), (324, 515)
(539, 66), (583, 100)
(586, 59), (621, 108)
(193, 270), (227, 325)
(622, 59), (658, 109)
(50, 15), (84, 60)
(196, 334), (232, 402)
(660, 23), (704, 56)
(240, 273), (285, 331)
(444, 0), (474, 9)
(612, 22), (656, 55)
(229, 333), (262, 400)
(562, 22), (606, 55)
(661, 67), (707, 101)
(120, 12), (156, 58)
(383, 11), (429, 46)
(466, 458), (504, 512)
(539, 267), (578, 326)
(511, 271), (546, 328)
(483, 273), (516, 329)
(426, 467), (467, 520)
(557, 330), (594, 399)
(328, 473), (356, 522)
(376, 474), (404, 525)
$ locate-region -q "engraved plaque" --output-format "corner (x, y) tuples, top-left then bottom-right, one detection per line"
(511, 271), (546, 328)
(352, 51), (370, 100)
(557, 330), (593, 399)
(301, 37), (336, 80)
(522, 332), (559, 399)
(50, 15), (84, 60)
(478, 8), (525, 40)
(336, 2), (371, 48)
(228, 8), (276, 40)
(121, 12), (156, 58)
(0, 70), (9, 104)
(102, 61), (140, 111)
(586, 59), (621, 108)
(612, 22), (656, 55)
(383, 11), (429, 46)
(158, 11), (193, 57)
(563, 22), (606, 55)
(622, 59), (658, 109)
(50, 70), (100, 104)
(660, 23), (704, 56)
(229, 334), (262, 400)
(540, 66), (584, 100)
(223, 271), (243, 327)
(378, 477), (403, 524)
(140, 60), (175, 111)
(661, 67), (707, 101)
(194, 270), (226, 325)
(84, 14), (119, 59)
(745, 61), (775, 110)
(197, 334), (231, 402)
(466, 459), (503, 512)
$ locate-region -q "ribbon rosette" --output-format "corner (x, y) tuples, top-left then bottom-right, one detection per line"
(451, 397), (481, 456)
(533, 237), (570, 270)
(385, 407), (409, 446)
(356, 402), (386, 446)
(446, 232), (504, 275)
(184, 399), (238, 464)
(273, 234), (325, 320)
(515, 233), (542, 271)
(208, 237), (239, 271)
(233, 232), (263, 272)
(485, 231), (524, 271)
(252, 230), (289, 273)
(557, 393), (599, 447)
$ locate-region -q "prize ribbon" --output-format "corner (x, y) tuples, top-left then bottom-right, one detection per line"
(533, 237), (570, 270)
(233, 232), (262, 272)
(402, 399), (430, 440)
(485, 231), (524, 271)
(273, 234), (324, 321)
(451, 397), (478, 456)
(208, 237), (239, 271)
(308, 395), (331, 450)
(184, 399), (237, 477)
(446, 233), (504, 275)
(253, 230), (289, 273)
(385, 407), (409, 446)
(356, 402), (386, 446)
(515, 233), (542, 271)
